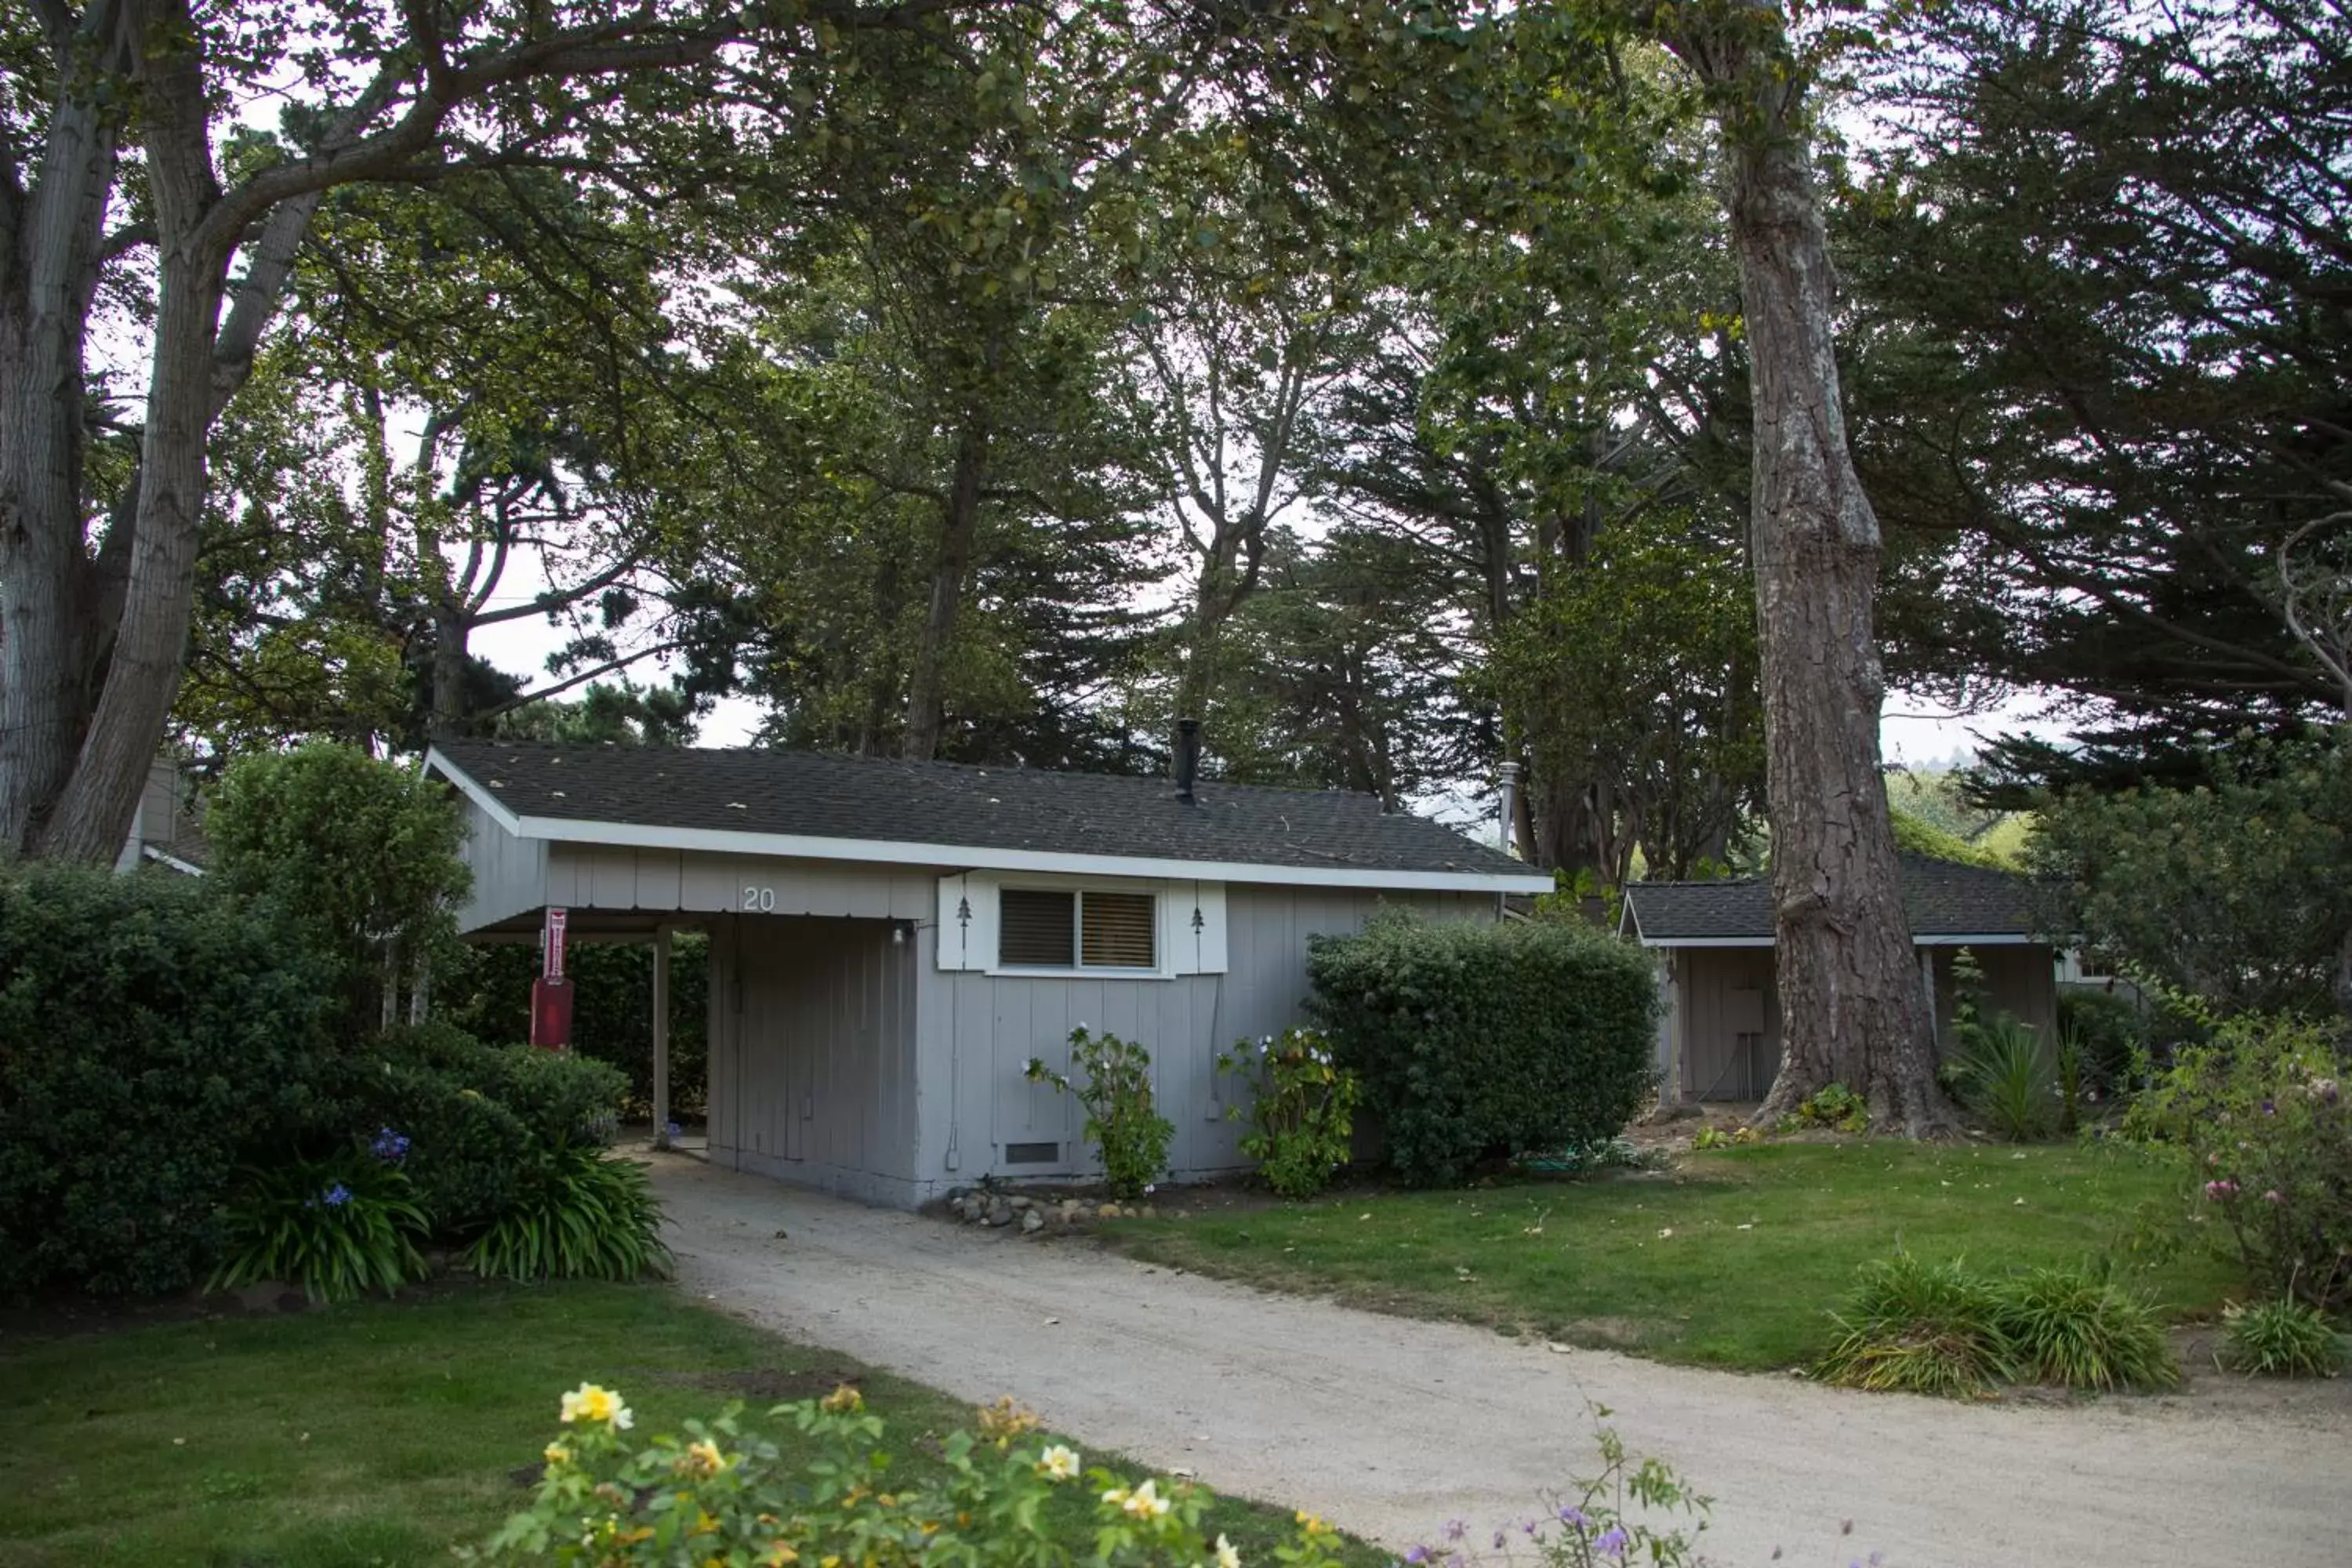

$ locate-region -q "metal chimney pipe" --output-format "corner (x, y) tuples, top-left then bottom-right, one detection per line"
(1497, 760), (1522, 858)
(1174, 717), (1201, 804)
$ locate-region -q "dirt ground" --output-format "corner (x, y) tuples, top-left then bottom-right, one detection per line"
(646, 1152), (2349, 1568)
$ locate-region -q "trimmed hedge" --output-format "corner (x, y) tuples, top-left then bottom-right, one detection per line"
(0, 865), (337, 1298)
(1306, 910), (1657, 1186)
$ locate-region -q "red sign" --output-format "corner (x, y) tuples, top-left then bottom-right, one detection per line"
(543, 906), (568, 980)
(530, 976), (575, 1050)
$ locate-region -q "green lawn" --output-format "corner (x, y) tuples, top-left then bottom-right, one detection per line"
(1106, 1142), (2238, 1371)
(0, 1280), (1372, 1568)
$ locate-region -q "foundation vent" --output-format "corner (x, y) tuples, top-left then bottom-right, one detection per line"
(1004, 1142), (1060, 1165)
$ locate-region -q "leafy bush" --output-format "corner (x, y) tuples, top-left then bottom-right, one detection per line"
(210, 1149), (430, 1302)
(331, 1023), (630, 1232)
(477, 1382), (1356, 1568)
(2220, 1299), (2348, 1377)
(1817, 1252), (2016, 1397)
(465, 1145), (671, 1282)
(1214, 1027), (1361, 1199)
(2132, 1013), (2351, 1311)
(1306, 911), (1656, 1187)
(1819, 1253), (2180, 1396)
(1789, 1082), (1867, 1133)
(1025, 1027), (1174, 1198)
(1991, 1266), (2178, 1392)
(209, 742), (470, 1030)
(2026, 733), (2352, 1018)
(2058, 989), (2150, 1098)
(0, 864), (337, 1298)
(440, 935), (710, 1118)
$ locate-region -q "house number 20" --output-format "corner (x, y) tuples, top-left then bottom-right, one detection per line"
(740, 884), (777, 912)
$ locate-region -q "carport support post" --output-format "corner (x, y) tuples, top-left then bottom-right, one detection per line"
(652, 927), (672, 1150)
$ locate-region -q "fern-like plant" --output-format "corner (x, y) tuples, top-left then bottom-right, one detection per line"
(1817, 1252), (2016, 1396)
(211, 1154), (429, 1303)
(2220, 1299), (2348, 1377)
(466, 1145), (672, 1282)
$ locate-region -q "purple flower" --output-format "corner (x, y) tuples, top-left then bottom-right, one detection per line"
(369, 1127), (410, 1163)
(1593, 1527), (1628, 1558)
(1520, 1519), (1540, 1537)
(1555, 1505), (1588, 1529)
(666, 1120), (683, 1138)
(2204, 1179), (2240, 1200)
(323, 1183), (353, 1207)
(1492, 1531), (1508, 1550)
(1443, 1520), (1467, 1543)
(1403, 1548), (1430, 1564)
(2261, 1100), (2277, 1116)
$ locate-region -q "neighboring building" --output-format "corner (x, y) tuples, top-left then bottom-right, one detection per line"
(426, 738), (1550, 1207)
(115, 757), (207, 875)
(1619, 855), (2058, 1103)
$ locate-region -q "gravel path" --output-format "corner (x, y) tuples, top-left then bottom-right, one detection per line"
(648, 1153), (2349, 1568)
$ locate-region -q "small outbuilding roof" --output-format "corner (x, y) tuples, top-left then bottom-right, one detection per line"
(1620, 855), (2043, 947)
(426, 739), (1552, 894)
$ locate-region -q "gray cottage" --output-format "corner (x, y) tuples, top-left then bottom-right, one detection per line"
(426, 739), (1549, 1207)
(1620, 855), (2059, 1103)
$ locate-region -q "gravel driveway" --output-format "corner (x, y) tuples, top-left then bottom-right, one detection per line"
(648, 1153), (2347, 1568)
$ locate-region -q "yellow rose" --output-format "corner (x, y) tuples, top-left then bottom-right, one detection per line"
(1037, 1444), (1081, 1482)
(559, 1383), (634, 1430)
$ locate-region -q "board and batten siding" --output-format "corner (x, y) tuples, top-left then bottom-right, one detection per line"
(543, 844), (938, 922)
(909, 886), (1494, 1198)
(706, 913), (922, 1206)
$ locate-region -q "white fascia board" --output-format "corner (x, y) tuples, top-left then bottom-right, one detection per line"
(505, 811), (1555, 895)
(140, 844), (206, 877)
(1637, 935), (1776, 949)
(424, 747), (525, 835)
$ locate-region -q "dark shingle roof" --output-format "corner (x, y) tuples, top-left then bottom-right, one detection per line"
(430, 739), (1537, 882)
(1622, 855), (2040, 942)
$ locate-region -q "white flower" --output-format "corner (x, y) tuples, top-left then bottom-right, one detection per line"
(1216, 1534), (1242, 1568)
(1039, 1444), (1082, 1481)
(1120, 1479), (1172, 1519)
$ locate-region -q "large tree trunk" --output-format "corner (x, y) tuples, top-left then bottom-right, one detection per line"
(0, 4), (128, 851)
(903, 415), (990, 760)
(1657, 6), (1957, 1134)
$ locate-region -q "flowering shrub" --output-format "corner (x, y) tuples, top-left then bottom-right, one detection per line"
(1396, 1425), (1708, 1568)
(1025, 1027), (1174, 1198)
(474, 1382), (1355, 1568)
(210, 1146), (430, 1302)
(1215, 1029), (1361, 1199)
(2130, 1012), (2351, 1311)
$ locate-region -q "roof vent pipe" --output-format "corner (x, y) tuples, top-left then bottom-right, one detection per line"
(1498, 760), (1522, 859)
(1174, 717), (1201, 804)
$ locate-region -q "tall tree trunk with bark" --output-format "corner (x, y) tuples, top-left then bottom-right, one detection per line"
(1653, 2), (1957, 1134)
(903, 414), (991, 760)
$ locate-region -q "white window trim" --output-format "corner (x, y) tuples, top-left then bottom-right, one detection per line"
(936, 870), (1226, 978)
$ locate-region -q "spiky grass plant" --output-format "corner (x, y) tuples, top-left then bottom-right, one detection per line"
(1991, 1265), (2180, 1392)
(211, 1153), (430, 1303)
(1952, 1016), (2057, 1142)
(1816, 1252), (2016, 1397)
(466, 1145), (673, 1283)
(2220, 1299), (2348, 1377)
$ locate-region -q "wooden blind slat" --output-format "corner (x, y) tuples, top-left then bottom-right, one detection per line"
(1080, 892), (1156, 969)
(999, 889), (1076, 966)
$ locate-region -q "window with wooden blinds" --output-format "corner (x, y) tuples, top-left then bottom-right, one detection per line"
(1080, 891), (1156, 969)
(998, 889), (1076, 967)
